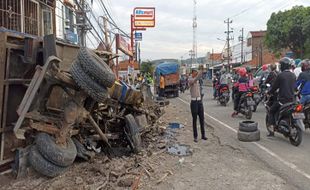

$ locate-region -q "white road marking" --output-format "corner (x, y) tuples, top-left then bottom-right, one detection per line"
(178, 97), (310, 180)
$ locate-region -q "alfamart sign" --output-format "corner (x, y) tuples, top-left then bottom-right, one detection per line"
(134, 7), (155, 27)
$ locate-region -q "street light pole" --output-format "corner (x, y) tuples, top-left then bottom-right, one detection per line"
(224, 18), (233, 72)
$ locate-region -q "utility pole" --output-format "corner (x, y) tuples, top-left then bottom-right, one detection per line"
(259, 42), (263, 66)
(211, 48), (214, 66)
(76, 0), (90, 47)
(192, 0), (197, 68)
(239, 28), (244, 65)
(224, 18), (233, 72)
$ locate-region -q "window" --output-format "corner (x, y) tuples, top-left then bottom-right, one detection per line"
(247, 38), (252, 47)
(64, 6), (74, 32)
(42, 9), (53, 35)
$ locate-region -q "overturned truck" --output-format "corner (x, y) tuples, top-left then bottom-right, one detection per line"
(0, 32), (163, 178)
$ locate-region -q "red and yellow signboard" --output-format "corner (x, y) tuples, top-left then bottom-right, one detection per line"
(116, 34), (133, 57)
(133, 7), (155, 28)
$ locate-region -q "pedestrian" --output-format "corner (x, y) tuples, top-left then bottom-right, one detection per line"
(159, 73), (165, 97)
(296, 59), (310, 104)
(189, 68), (207, 142)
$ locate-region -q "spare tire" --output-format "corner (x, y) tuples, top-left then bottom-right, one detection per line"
(70, 61), (109, 103)
(78, 48), (116, 88)
(239, 121), (258, 132)
(237, 130), (260, 142)
(36, 133), (77, 167)
(125, 114), (142, 153)
(29, 145), (67, 178)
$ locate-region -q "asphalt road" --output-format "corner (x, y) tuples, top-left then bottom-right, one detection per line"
(178, 86), (310, 190)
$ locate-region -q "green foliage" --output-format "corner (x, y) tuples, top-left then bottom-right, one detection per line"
(140, 61), (154, 75)
(265, 6), (310, 58)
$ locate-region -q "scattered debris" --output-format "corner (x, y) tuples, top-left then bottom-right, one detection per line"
(167, 144), (193, 156)
(156, 170), (173, 184)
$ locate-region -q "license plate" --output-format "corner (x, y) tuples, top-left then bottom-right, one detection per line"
(292, 113), (305, 119)
(247, 101), (256, 106)
(223, 92), (229, 96)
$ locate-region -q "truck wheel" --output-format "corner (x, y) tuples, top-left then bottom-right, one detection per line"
(29, 145), (67, 178)
(125, 114), (142, 153)
(36, 133), (77, 167)
(239, 121), (258, 132)
(237, 130), (260, 142)
(70, 61), (109, 103)
(78, 48), (116, 88)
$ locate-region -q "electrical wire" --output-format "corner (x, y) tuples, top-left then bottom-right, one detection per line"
(230, 0), (267, 19)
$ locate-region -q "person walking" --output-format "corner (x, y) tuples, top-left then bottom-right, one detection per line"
(159, 73), (165, 97)
(189, 68), (207, 142)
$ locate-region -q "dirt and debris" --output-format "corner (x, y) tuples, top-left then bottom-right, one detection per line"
(1, 97), (296, 190)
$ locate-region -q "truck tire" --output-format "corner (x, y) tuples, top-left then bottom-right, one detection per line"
(239, 121), (258, 132)
(70, 61), (109, 103)
(78, 48), (116, 88)
(29, 145), (67, 178)
(35, 133), (77, 167)
(125, 114), (142, 153)
(237, 130), (260, 142)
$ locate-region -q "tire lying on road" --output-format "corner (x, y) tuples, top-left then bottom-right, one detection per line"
(237, 130), (260, 142)
(78, 47), (116, 88)
(35, 133), (77, 167)
(239, 121), (258, 133)
(29, 145), (67, 178)
(125, 114), (142, 153)
(70, 61), (109, 103)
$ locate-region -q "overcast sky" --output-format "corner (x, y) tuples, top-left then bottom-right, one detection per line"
(94, 0), (310, 60)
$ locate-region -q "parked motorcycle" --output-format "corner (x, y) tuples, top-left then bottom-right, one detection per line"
(302, 102), (310, 130)
(218, 85), (230, 106)
(238, 91), (256, 119)
(265, 95), (305, 146)
(250, 85), (260, 112)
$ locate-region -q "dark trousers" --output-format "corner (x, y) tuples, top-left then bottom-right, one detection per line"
(268, 101), (281, 125)
(190, 100), (206, 139)
(234, 91), (246, 111)
(159, 88), (165, 97)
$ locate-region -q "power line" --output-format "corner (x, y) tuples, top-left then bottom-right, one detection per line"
(96, 0), (130, 38)
(230, 0), (267, 18)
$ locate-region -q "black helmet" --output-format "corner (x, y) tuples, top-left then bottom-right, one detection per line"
(279, 57), (291, 72)
(301, 59), (310, 72)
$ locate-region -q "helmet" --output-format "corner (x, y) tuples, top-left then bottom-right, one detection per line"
(270, 64), (277, 71)
(279, 57), (291, 72)
(295, 59), (302, 67)
(301, 59), (310, 72)
(238, 67), (247, 77)
(246, 66), (251, 73)
(262, 64), (268, 71)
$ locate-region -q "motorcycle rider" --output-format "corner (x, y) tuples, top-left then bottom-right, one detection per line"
(213, 71), (220, 98)
(296, 59), (310, 104)
(219, 68), (229, 96)
(232, 67), (249, 117)
(259, 64), (269, 87)
(265, 64), (278, 86)
(246, 67), (254, 87)
(267, 57), (296, 136)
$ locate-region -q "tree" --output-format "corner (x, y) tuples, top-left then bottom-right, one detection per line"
(265, 6), (310, 58)
(140, 61), (154, 75)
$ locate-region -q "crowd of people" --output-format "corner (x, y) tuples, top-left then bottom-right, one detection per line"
(188, 57), (310, 141)
(213, 57), (310, 136)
